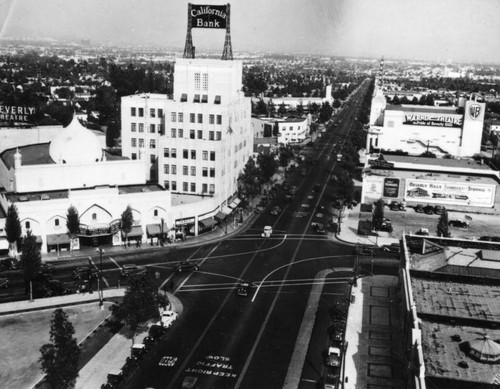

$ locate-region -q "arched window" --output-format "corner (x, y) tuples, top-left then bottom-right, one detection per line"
(25, 221), (30, 229)
(92, 213), (97, 221)
(154, 209), (158, 217)
(55, 219), (59, 226)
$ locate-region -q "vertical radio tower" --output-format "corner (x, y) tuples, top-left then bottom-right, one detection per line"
(221, 4), (233, 60)
(183, 3), (195, 59)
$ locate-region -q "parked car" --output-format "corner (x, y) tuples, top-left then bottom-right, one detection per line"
(121, 264), (147, 277)
(434, 205), (445, 215)
(389, 201), (406, 211)
(72, 266), (97, 280)
(448, 220), (469, 229)
(423, 205), (434, 215)
(415, 204), (424, 213)
(382, 243), (401, 253)
(355, 246), (375, 256)
(270, 206), (282, 216)
(415, 228), (430, 236)
(262, 226), (273, 238)
(174, 261), (199, 272)
(311, 222), (326, 234)
(377, 224), (393, 233)
(160, 310), (178, 327)
(325, 346), (341, 367)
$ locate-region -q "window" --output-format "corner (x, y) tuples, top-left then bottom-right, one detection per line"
(139, 123), (144, 132)
(178, 128), (183, 138)
(150, 139), (156, 148)
(164, 164), (169, 174)
(150, 108), (156, 117)
(202, 151), (208, 160)
(197, 130), (203, 139)
(131, 138), (137, 147)
(181, 93), (187, 102)
(183, 166), (188, 175)
(194, 73), (201, 90)
(202, 73), (208, 91)
(178, 113), (183, 122)
(209, 184), (215, 194)
(164, 180), (169, 190)
(216, 115), (222, 124)
(191, 166), (196, 176)
(190, 113), (195, 123)
(202, 167), (208, 177)
(92, 213), (97, 221)
(131, 153), (137, 160)
(131, 123), (136, 132)
(209, 114), (215, 124)
(158, 124), (164, 134)
(202, 95), (208, 103)
(25, 221), (30, 229)
(202, 183), (208, 193)
(150, 124), (155, 133)
(209, 131), (214, 140)
(150, 155), (155, 163)
(171, 165), (177, 174)
(214, 95), (221, 104)
(131, 107), (136, 116)
(190, 130), (195, 139)
(138, 108), (144, 117)
(194, 94), (200, 103)
(183, 182), (188, 191)
(171, 148), (177, 158)
(171, 112), (176, 122)
(158, 109), (163, 118)
(139, 139), (144, 148)
(183, 149), (188, 159)
(216, 131), (221, 140)
(172, 181), (177, 191)
(154, 209), (158, 217)
(210, 168), (215, 177)
(190, 183), (196, 192)
(210, 151), (215, 161)
(197, 114), (203, 123)
(55, 219), (59, 226)
(171, 128), (176, 138)
(191, 150), (196, 159)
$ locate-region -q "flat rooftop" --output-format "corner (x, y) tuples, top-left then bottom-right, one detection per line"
(420, 319), (500, 385)
(382, 155), (494, 171)
(171, 193), (206, 206)
(117, 184), (166, 194)
(386, 104), (461, 115)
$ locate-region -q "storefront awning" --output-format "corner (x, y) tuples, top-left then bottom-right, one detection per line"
(222, 206), (233, 215)
(214, 212), (227, 221)
(228, 198), (241, 209)
(200, 218), (218, 229)
(122, 226), (143, 238)
(146, 223), (168, 236)
(46, 233), (71, 246)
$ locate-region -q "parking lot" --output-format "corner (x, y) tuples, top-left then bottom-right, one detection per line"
(359, 206), (500, 240)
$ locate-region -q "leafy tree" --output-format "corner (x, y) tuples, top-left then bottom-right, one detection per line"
(391, 95), (401, 105)
(437, 208), (451, 237)
(111, 273), (165, 335)
(319, 101), (333, 122)
(278, 102), (287, 117)
(66, 205), (80, 236)
(5, 204), (22, 257)
(105, 120), (121, 148)
(296, 102), (304, 116)
(120, 205), (134, 245)
(238, 157), (261, 198)
(372, 199), (385, 230)
(254, 99), (268, 116)
(278, 146), (294, 167)
(257, 153), (278, 184)
(267, 100), (276, 117)
(332, 99), (342, 109)
(40, 308), (81, 389)
(20, 230), (42, 286)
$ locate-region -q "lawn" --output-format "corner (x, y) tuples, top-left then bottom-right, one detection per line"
(0, 302), (112, 389)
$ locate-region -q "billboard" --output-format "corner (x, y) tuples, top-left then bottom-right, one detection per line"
(0, 105), (35, 122)
(403, 113), (462, 128)
(190, 4), (227, 29)
(383, 178), (400, 198)
(405, 179), (495, 207)
(363, 176), (384, 199)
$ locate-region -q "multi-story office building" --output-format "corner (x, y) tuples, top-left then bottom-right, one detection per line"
(121, 58), (252, 228)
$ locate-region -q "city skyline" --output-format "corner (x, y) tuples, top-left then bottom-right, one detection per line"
(1, 0), (500, 64)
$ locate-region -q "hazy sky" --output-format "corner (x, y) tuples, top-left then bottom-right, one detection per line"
(1, 0), (500, 63)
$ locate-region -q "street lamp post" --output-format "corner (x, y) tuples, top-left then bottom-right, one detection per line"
(96, 248), (104, 309)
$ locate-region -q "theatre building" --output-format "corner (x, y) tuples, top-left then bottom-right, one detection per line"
(368, 88), (485, 158)
(361, 155), (500, 212)
(0, 116), (171, 254)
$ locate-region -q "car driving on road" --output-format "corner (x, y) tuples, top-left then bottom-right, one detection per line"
(174, 261), (199, 272)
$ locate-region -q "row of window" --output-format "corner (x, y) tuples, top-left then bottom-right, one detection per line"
(131, 138), (156, 148)
(131, 107), (164, 118)
(131, 123), (164, 134)
(163, 165), (216, 177)
(170, 128), (222, 140)
(163, 148), (216, 161)
(164, 181), (215, 194)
